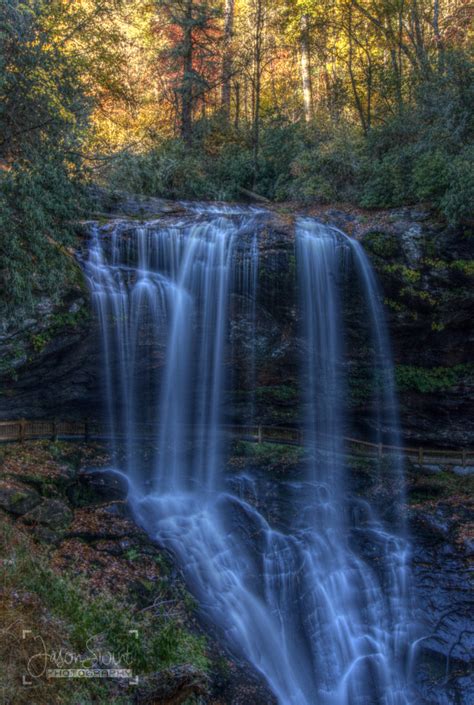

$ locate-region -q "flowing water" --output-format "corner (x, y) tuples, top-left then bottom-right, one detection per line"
(85, 207), (414, 704)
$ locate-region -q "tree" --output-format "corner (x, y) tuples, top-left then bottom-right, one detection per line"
(157, 0), (221, 143)
(0, 0), (129, 315)
(221, 0), (235, 120)
(299, 12), (314, 122)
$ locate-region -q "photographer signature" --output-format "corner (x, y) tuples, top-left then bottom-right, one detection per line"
(25, 633), (134, 679)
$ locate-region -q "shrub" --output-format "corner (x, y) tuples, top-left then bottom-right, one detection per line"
(289, 123), (365, 203)
(0, 157), (87, 319)
(395, 364), (474, 393)
(413, 150), (451, 202)
(107, 141), (210, 199)
(211, 142), (254, 199)
(441, 145), (474, 224)
(360, 144), (417, 208)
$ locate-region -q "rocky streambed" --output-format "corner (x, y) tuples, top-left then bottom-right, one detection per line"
(0, 440), (472, 704)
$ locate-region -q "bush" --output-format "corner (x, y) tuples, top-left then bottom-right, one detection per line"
(0, 157), (87, 319)
(107, 141), (209, 199)
(254, 118), (303, 200)
(288, 123), (365, 203)
(413, 150), (450, 202)
(441, 145), (474, 224)
(395, 364), (474, 393)
(358, 53), (473, 220)
(211, 142), (254, 199)
(359, 113), (420, 208)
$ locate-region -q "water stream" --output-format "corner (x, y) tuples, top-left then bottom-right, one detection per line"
(85, 207), (414, 704)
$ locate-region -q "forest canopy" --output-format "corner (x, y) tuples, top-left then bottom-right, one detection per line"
(1, 0), (473, 312)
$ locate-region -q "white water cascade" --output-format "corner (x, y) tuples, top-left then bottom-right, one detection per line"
(85, 208), (414, 704)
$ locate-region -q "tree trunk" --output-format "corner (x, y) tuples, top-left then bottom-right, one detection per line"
(253, 0), (264, 186)
(234, 81), (240, 128)
(432, 0), (444, 68)
(348, 5), (367, 133)
(221, 0), (234, 121)
(299, 14), (313, 122)
(366, 59), (372, 129)
(181, 0), (193, 144)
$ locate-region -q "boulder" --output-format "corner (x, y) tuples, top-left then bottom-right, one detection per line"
(451, 465), (474, 476)
(0, 481), (41, 516)
(419, 463), (443, 475)
(134, 665), (209, 705)
(22, 498), (73, 529)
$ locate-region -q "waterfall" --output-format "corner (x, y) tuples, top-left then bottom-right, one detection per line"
(85, 208), (414, 705)
(295, 219), (412, 703)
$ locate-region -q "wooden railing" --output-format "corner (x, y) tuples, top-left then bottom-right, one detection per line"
(0, 419), (472, 467)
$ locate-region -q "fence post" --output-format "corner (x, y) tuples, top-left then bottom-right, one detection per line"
(84, 418), (90, 442)
(378, 442), (383, 458)
(52, 419), (58, 442)
(19, 419), (26, 443)
(462, 449), (466, 468)
(257, 425), (262, 444)
(418, 447), (423, 464)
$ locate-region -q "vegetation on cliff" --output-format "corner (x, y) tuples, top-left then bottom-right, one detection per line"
(0, 1), (473, 317)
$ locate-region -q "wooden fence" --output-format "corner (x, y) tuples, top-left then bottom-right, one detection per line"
(0, 419), (472, 467)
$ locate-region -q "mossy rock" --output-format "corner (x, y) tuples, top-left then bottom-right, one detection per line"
(135, 665), (209, 704)
(362, 231), (402, 258)
(22, 498), (73, 529)
(0, 481), (41, 516)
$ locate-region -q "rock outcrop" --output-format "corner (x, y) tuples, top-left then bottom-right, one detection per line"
(1, 199), (472, 448)
(407, 463), (473, 704)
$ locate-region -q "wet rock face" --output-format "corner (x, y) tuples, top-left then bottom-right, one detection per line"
(228, 220), (300, 427)
(411, 513), (473, 704)
(0, 201), (471, 449)
(0, 291), (100, 421)
(406, 464), (474, 705)
(359, 216), (473, 447)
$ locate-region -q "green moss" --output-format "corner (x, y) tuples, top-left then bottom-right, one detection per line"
(451, 260), (474, 276)
(395, 364), (474, 393)
(125, 548), (140, 562)
(381, 263), (421, 283)
(0, 341), (26, 380)
(384, 297), (403, 312)
(50, 307), (91, 329)
(231, 440), (304, 466)
(31, 332), (50, 353)
(27, 305), (90, 356)
(399, 287), (436, 306)
(348, 374), (375, 405)
(430, 321), (445, 332)
(421, 258), (449, 270)
(364, 232), (400, 257)
(408, 470), (474, 503)
(10, 491), (28, 505)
